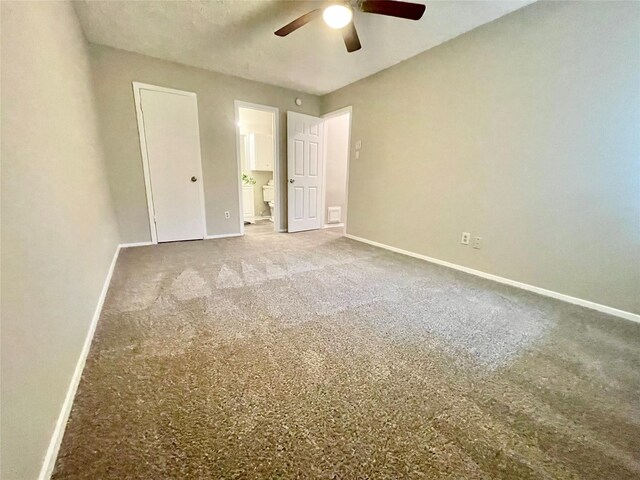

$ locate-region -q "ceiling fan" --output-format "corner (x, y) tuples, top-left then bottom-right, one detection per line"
(274, 0), (427, 53)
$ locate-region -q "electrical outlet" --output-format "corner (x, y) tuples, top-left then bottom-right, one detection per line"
(473, 236), (482, 249)
(461, 232), (470, 245)
(224, 211), (230, 219)
(355, 140), (362, 150)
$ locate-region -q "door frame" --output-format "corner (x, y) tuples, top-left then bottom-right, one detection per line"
(321, 105), (353, 231)
(132, 81), (208, 244)
(234, 100), (280, 235)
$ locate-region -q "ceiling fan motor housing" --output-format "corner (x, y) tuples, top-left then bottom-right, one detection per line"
(274, 0), (427, 53)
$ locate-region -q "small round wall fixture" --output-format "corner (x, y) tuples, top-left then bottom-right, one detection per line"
(295, 98), (303, 106)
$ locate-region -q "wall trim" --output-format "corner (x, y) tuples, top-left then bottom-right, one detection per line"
(323, 223), (345, 229)
(38, 244), (122, 480)
(345, 234), (640, 324)
(205, 233), (243, 240)
(119, 241), (153, 248)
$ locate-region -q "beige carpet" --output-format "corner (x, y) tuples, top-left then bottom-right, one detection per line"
(53, 230), (640, 479)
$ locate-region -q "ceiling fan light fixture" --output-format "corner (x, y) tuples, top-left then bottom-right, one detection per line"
(322, 4), (353, 29)
(274, 0), (426, 53)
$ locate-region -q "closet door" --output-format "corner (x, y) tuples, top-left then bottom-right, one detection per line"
(137, 85), (206, 242)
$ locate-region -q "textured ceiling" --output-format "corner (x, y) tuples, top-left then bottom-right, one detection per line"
(75, 0), (534, 95)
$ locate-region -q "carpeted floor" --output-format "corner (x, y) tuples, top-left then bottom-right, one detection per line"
(53, 230), (640, 479)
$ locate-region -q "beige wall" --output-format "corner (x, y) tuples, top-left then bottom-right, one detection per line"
(322, 1), (640, 314)
(0, 2), (121, 479)
(324, 112), (351, 224)
(89, 45), (321, 242)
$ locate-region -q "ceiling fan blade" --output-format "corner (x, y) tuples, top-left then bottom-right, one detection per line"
(360, 0), (426, 20)
(342, 21), (362, 53)
(274, 9), (321, 37)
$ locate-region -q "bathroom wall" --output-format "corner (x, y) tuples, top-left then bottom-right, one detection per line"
(248, 171), (274, 219)
(239, 108), (273, 136)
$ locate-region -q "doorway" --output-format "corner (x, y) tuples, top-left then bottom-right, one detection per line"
(285, 108), (351, 234)
(322, 107), (352, 231)
(234, 101), (279, 235)
(133, 82), (207, 243)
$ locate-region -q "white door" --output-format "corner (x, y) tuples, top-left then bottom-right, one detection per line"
(287, 111), (324, 232)
(139, 87), (206, 242)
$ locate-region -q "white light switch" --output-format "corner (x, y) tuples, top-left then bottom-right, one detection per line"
(355, 151), (360, 159)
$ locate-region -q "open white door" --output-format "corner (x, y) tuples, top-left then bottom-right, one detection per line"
(135, 83), (207, 243)
(287, 111), (324, 232)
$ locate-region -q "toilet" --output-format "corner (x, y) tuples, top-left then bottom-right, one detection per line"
(262, 180), (274, 222)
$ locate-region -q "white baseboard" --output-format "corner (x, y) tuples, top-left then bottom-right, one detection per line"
(345, 234), (640, 324)
(37, 232), (636, 479)
(205, 233), (243, 240)
(119, 235), (246, 247)
(119, 241), (153, 248)
(323, 223), (345, 229)
(38, 244), (122, 480)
